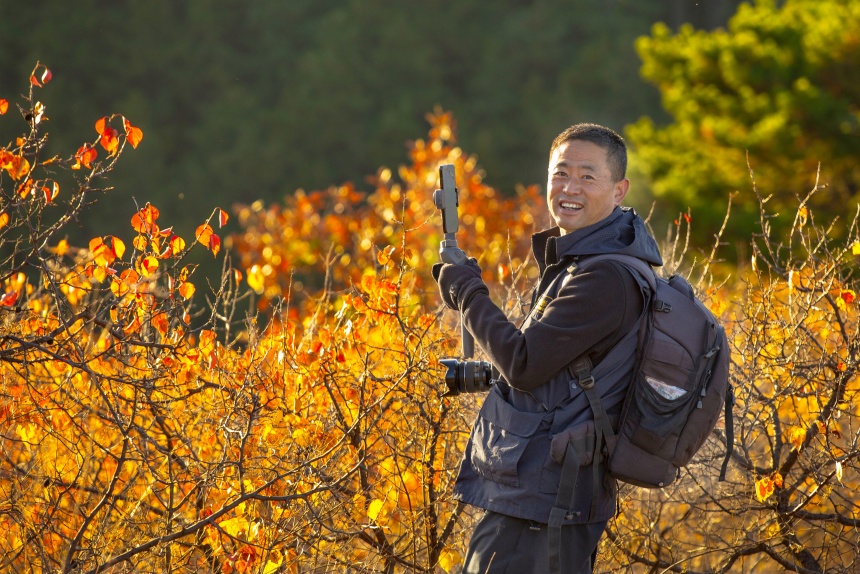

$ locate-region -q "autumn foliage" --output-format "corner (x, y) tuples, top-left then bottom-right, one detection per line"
(2, 64), (860, 574)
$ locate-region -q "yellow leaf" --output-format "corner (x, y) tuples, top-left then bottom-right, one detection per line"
(218, 516), (250, 539)
(787, 426), (806, 451)
(138, 255), (159, 277)
(853, 241), (860, 256)
(179, 281), (196, 300)
(836, 461), (843, 482)
(247, 265), (265, 294)
(438, 548), (462, 573)
(262, 557), (283, 574)
(55, 238), (69, 256)
(754, 476), (774, 503)
(367, 498), (385, 522)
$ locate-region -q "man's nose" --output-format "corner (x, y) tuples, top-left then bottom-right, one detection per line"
(561, 179), (580, 194)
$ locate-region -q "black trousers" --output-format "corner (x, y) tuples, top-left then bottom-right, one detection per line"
(460, 510), (608, 574)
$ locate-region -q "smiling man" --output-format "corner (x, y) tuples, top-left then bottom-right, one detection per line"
(433, 124), (663, 573)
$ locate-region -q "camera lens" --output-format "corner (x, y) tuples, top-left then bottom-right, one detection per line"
(440, 359), (494, 395)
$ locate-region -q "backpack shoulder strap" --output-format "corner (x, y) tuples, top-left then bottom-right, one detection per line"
(574, 253), (657, 292)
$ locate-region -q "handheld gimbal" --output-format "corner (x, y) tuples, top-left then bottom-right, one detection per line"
(433, 165), (494, 395)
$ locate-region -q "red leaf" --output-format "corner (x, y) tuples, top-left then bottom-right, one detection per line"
(0, 290), (18, 306)
(209, 233), (221, 257)
(42, 182), (59, 203)
(0, 99), (8, 115)
(218, 208), (229, 228)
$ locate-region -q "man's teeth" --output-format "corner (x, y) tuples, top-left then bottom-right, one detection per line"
(560, 201), (582, 210)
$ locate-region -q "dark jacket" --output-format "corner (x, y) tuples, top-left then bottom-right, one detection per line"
(453, 207), (662, 523)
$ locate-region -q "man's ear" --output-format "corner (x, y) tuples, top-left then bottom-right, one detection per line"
(614, 178), (630, 206)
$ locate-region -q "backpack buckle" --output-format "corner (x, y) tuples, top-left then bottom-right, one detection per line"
(579, 374), (595, 390)
(654, 300), (672, 312)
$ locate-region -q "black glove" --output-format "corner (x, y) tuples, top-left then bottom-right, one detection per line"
(432, 258), (488, 311)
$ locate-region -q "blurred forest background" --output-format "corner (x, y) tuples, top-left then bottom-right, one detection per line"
(0, 0), (744, 254)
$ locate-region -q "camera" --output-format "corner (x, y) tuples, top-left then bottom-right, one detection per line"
(440, 358), (496, 396)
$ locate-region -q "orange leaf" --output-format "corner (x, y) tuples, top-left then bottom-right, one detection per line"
(100, 125), (120, 154)
(6, 154), (30, 180)
(73, 143), (97, 170)
(0, 212), (9, 230)
(179, 281), (196, 300)
(95, 116), (108, 135)
(17, 180), (34, 199)
(109, 236), (126, 260)
(218, 208), (229, 228)
(195, 223), (214, 245)
(123, 118), (143, 148)
(0, 99), (8, 115)
(131, 203), (160, 235)
(151, 312), (169, 336)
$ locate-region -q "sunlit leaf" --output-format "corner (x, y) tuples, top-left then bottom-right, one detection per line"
(209, 233), (221, 256)
(788, 426), (806, 451)
(247, 265), (265, 294)
(0, 290), (18, 306)
(438, 548), (462, 573)
(0, 212), (9, 230)
(42, 181), (59, 203)
(179, 281), (196, 300)
(123, 118), (143, 148)
(170, 235), (186, 253)
(367, 498), (385, 522)
(137, 255), (159, 277)
(73, 143), (97, 170)
(151, 312), (169, 336)
(219, 208), (229, 228)
(100, 125), (120, 154)
(195, 223), (214, 245)
(131, 203), (160, 235)
(0, 99), (8, 114)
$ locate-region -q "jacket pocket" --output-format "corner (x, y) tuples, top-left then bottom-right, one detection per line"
(470, 387), (546, 487)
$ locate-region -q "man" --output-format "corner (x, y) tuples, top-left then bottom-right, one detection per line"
(433, 124), (662, 573)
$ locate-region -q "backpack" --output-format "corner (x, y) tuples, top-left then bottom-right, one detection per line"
(567, 254), (734, 488)
(547, 254), (734, 574)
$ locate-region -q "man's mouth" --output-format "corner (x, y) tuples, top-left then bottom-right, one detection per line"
(559, 201), (583, 211)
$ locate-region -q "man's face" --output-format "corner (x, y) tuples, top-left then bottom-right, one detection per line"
(546, 140), (629, 235)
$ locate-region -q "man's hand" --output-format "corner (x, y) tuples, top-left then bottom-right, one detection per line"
(432, 258), (489, 312)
